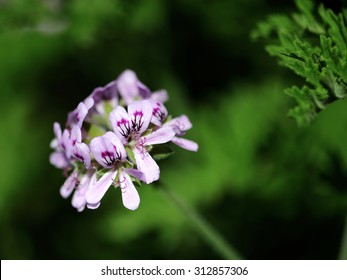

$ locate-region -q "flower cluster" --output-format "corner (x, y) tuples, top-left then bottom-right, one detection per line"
(50, 70), (198, 211)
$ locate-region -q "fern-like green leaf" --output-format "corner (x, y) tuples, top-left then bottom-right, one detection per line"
(252, 0), (347, 126)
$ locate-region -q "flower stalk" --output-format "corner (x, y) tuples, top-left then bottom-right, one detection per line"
(338, 215), (347, 260)
(159, 184), (242, 260)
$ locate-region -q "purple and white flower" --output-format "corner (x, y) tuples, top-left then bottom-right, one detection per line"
(90, 79), (118, 117)
(116, 70), (151, 105)
(116, 69), (169, 105)
(70, 125), (92, 169)
(67, 97), (94, 129)
(109, 100), (175, 183)
(49, 122), (71, 169)
(60, 171), (98, 212)
(86, 131), (144, 210)
(49, 123), (84, 169)
(50, 69), (197, 212)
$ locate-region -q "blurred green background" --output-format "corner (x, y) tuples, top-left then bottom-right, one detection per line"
(1, 0), (347, 260)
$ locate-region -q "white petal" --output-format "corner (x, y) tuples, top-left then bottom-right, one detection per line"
(165, 115), (192, 135)
(117, 70), (139, 102)
(90, 132), (125, 168)
(134, 147), (159, 184)
(117, 70), (137, 92)
(128, 100), (152, 136)
(109, 97), (118, 108)
(171, 137), (198, 152)
(71, 173), (90, 211)
(53, 122), (62, 142)
(76, 102), (88, 128)
(84, 96), (94, 110)
(90, 136), (114, 168)
(61, 129), (72, 158)
(70, 125), (82, 145)
(151, 89), (169, 103)
(95, 101), (106, 115)
(142, 126), (175, 146)
(85, 170), (117, 205)
(150, 101), (168, 126)
(50, 138), (58, 149)
(119, 171), (140, 210)
(124, 168), (146, 182)
(109, 106), (131, 143)
(137, 81), (151, 99)
(87, 202), (100, 210)
(85, 173), (99, 210)
(49, 151), (69, 169)
(60, 172), (78, 198)
(73, 143), (91, 169)
(103, 131), (126, 161)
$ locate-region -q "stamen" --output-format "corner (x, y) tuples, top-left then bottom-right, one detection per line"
(119, 176), (127, 193)
(112, 175), (126, 192)
(136, 137), (148, 160)
(175, 120), (185, 131)
(121, 181), (127, 193)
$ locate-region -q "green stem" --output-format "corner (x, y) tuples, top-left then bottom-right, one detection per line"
(159, 184), (242, 260)
(338, 215), (347, 260)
